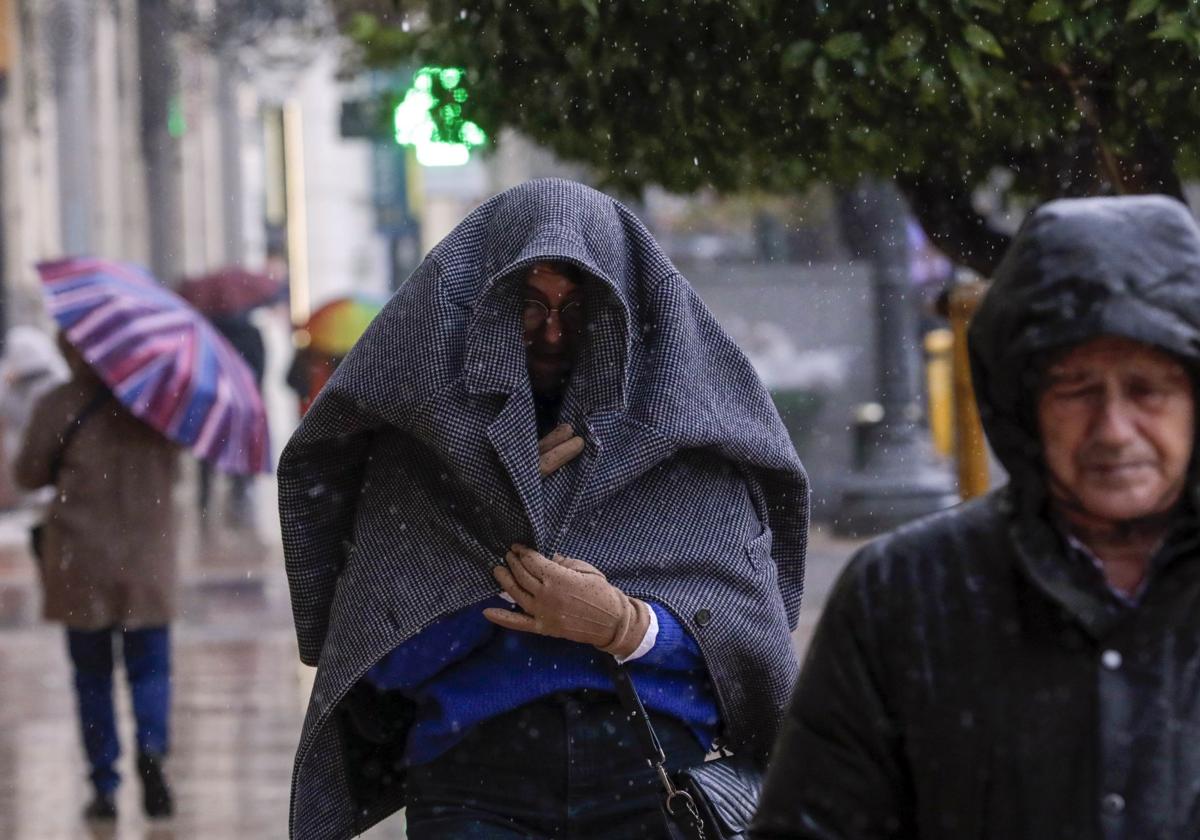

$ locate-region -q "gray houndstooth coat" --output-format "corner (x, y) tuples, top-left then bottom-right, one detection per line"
(278, 178), (810, 839)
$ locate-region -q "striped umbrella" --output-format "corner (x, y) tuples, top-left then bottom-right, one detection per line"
(36, 257), (270, 475)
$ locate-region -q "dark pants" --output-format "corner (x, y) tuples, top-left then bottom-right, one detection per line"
(66, 626), (171, 795)
(198, 462), (256, 528)
(405, 691), (706, 839)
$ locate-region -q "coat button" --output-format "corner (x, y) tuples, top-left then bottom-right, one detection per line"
(694, 609), (713, 627)
(1101, 792), (1125, 816)
(1101, 649), (1123, 670)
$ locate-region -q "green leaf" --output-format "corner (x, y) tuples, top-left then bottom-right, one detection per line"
(1125, 0), (1160, 21)
(579, 0), (599, 16)
(947, 45), (981, 96)
(1149, 16), (1190, 41)
(1027, 0), (1064, 23)
(812, 56), (829, 90)
(823, 31), (866, 60)
(782, 39), (816, 69)
(881, 26), (927, 61)
(966, 0), (1004, 12)
(963, 23), (1005, 58)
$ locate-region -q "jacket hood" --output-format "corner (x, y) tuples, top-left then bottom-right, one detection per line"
(456, 177), (638, 416)
(968, 195), (1200, 495)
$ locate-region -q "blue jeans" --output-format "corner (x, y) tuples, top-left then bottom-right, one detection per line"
(405, 691), (706, 839)
(66, 626), (171, 795)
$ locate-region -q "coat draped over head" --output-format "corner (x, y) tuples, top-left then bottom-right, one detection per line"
(278, 178), (809, 839)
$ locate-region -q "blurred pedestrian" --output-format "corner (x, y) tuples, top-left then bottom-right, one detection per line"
(199, 310), (266, 530)
(278, 179), (809, 839)
(284, 343), (335, 417)
(285, 294), (387, 417)
(0, 326), (69, 508)
(14, 334), (178, 822)
(753, 195), (1200, 839)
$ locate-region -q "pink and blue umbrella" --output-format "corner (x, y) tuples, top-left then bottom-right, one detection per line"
(36, 257), (270, 475)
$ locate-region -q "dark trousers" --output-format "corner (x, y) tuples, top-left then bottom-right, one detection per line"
(198, 462), (256, 528)
(66, 626), (171, 795)
(405, 691), (706, 839)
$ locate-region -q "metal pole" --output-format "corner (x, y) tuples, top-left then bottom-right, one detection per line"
(833, 179), (958, 536)
(137, 0), (181, 284)
(283, 99), (309, 326)
(0, 83), (6, 357)
(949, 280), (992, 498)
(49, 0), (92, 255)
(216, 44), (244, 265)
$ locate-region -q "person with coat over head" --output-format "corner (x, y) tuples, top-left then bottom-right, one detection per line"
(278, 178), (809, 839)
(15, 335), (178, 821)
(752, 194), (1200, 839)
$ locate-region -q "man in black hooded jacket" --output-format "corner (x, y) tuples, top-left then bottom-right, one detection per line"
(752, 195), (1200, 840)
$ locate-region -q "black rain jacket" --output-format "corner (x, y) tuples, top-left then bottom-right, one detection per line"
(753, 195), (1200, 840)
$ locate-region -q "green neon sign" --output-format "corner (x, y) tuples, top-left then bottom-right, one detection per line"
(393, 66), (487, 166)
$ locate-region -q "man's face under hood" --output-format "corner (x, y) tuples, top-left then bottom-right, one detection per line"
(523, 263), (585, 397)
(1037, 336), (1195, 528)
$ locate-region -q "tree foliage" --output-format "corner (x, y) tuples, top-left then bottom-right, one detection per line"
(334, 0), (1200, 274)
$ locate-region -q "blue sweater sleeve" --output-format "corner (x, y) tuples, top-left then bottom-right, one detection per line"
(633, 602), (706, 671)
(366, 597), (504, 689)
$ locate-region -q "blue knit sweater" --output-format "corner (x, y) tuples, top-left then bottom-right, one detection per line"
(366, 597), (721, 766)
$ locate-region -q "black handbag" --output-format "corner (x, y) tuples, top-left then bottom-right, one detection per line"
(28, 389), (110, 564)
(605, 655), (763, 840)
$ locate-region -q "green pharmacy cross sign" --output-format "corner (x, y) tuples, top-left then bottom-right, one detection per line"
(393, 66), (487, 166)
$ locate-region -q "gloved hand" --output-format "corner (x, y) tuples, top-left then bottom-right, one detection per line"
(483, 544), (651, 659)
(538, 424), (585, 477)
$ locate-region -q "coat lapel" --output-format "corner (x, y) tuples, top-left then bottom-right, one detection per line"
(571, 410), (677, 523)
(485, 390), (547, 548)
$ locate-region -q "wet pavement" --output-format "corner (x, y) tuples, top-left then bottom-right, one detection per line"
(0, 478), (864, 839)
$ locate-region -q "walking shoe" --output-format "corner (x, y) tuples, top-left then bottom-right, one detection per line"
(137, 753), (174, 818)
(83, 792), (117, 821)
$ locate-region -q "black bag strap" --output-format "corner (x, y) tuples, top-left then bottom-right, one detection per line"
(603, 655), (708, 839)
(48, 388), (110, 482)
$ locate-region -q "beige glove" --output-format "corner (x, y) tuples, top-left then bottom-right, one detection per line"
(538, 423), (585, 477)
(484, 544), (651, 659)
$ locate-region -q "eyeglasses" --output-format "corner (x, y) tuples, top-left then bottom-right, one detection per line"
(522, 299), (586, 333)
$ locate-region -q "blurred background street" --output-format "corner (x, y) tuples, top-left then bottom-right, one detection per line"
(10, 0), (1191, 834)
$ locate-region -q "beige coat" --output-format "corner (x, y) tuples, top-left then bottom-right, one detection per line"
(15, 370), (180, 629)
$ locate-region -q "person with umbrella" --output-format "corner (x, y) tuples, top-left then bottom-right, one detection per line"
(14, 258), (269, 822)
(180, 266), (282, 530)
(284, 294), (387, 417)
